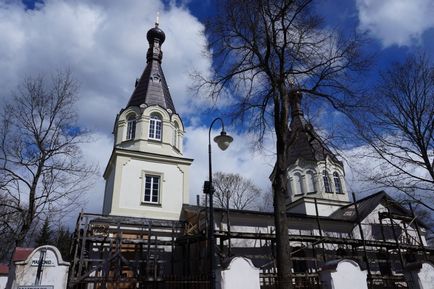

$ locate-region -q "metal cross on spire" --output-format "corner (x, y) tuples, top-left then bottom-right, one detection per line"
(155, 11), (160, 27)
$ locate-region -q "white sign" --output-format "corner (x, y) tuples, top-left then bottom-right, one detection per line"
(30, 259), (55, 267)
(14, 246), (70, 289)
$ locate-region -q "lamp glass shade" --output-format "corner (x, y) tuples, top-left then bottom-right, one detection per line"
(214, 132), (233, 151)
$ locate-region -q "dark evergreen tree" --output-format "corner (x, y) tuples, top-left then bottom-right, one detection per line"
(35, 217), (53, 247)
(55, 226), (72, 261)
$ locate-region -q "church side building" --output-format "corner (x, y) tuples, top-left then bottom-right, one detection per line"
(284, 91), (349, 216)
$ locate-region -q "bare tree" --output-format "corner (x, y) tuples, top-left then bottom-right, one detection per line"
(258, 187), (274, 213)
(213, 172), (261, 210)
(351, 53), (434, 210)
(0, 71), (96, 259)
(196, 0), (369, 286)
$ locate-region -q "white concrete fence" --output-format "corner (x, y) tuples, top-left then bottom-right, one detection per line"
(219, 257), (434, 289)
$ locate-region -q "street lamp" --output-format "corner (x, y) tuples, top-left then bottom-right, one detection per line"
(204, 117), (233, 289)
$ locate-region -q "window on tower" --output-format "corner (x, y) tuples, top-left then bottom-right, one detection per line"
(144, 175), (160, 204)
(323, 170), (332, 193)
(173, 122), (179, 149)
(306, 171), (316, 194)
(149, 114), (162, 140)
(333, 172), (343, 194)
(287, 178), (293, 195)
(294, 172), (303, 195)
(126, 115), (136, 140)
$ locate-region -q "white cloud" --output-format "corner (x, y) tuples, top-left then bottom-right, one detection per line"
(0, 0), (221, 216)
(356, 0), (434, 47)
(184, 124), (276, 204)
(341, 140), (434, 207)
(0, 0), (213, 134)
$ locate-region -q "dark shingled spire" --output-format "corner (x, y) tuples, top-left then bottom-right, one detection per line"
(287, 91), (342, 167)
(126, 23), (176, 113)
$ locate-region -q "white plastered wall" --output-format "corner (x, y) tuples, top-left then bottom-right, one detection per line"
(114, 106), (184, 157)
(104, 152), (191, 220)
(103, 103), (191, 219)
(352, 203), (427, 245)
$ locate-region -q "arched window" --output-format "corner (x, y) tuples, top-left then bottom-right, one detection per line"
(173, 122), (179, 148)
(287, 178), (293, 195)
(322, 170), (332, 193)
(333, 172), (343, 194)
(306, 171), (315, 193)
(294, 173), (303, 195)
(149, 114), (162, 140)
(126, 115), (136, 140)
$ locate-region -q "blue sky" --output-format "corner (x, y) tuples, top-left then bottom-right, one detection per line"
(1, 0), (433, 222)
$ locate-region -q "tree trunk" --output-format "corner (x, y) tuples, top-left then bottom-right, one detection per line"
(272, 83), (292, 288)
(273, 169), (291, 288)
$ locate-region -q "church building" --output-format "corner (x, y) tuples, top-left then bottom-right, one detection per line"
(68, 22), (433, 289)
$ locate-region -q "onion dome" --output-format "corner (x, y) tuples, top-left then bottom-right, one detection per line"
(147, 25), (166, 44)
(126, 23), (176, 113)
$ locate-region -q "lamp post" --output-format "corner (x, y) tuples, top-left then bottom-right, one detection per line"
(204, 117), (233, 289)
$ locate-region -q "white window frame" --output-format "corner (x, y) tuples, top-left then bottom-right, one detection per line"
(293, 172), (304, 196)
(287, 177), (293, 196)
(126, 115), (136, 140)
(143, 174), (161, 204)
(149, 114), (162, 141)
(173, 122), (179, 148)
(306, 170), (316, 194)
(323, 170), (332, 193)
(333, 172), (343, 194)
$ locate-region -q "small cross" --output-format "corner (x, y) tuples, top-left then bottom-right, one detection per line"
(156, 11), (160, 27)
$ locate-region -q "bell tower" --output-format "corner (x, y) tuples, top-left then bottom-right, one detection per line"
(285, 91), (349, 216)
(102, 22), (193, 220)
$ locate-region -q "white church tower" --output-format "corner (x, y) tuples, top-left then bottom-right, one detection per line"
(285, 91), (350, 216)
(102, 22), (192, 220)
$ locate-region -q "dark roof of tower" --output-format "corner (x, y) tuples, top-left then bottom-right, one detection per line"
(287, 91), (343, 167)
(126, 24), (176, 113)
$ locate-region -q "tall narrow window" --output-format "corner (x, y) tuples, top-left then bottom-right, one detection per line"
(306, 171), (316, 193)
(294, 173), (303, 195)
(126, 115), (136, 140)
(287, 178), (293, 195)
(149, 114), (162, 140)
(173, 122), (179, 148)
(323, 170), (332, 193)
(334, 172), (342, 194)
(144, 175), (160, 204)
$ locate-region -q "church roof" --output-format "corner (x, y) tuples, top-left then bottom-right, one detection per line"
(126, 24), (176, 113)
(287, 91), (342, 167)
(183, 191), (428, 229)
(330, 191), (427, 228)
(329, 191), (386, 222)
